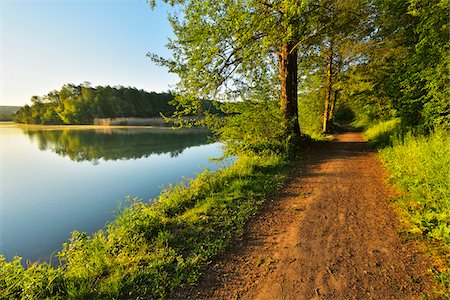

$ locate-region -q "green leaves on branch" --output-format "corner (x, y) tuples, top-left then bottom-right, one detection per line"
(354, 0), (450, 131)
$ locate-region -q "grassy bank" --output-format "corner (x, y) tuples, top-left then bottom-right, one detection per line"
(365, 122), (450, 295)
(363, 118), (401, 147)
(0, 151), (292, 299)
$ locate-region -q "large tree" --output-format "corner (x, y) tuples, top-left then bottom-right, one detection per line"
(149, 0), (325, 139)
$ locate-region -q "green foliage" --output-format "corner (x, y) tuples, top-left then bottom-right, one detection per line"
(296, 0), (376, 133)
(402, 0), (450, 129)
(0, 149), (290, 299)
(298, 85), (325, 136)
(332, 103), (355, 124)
(0, 256), (67, 299)
(380, 129), (450, 245)
(363, 118), (401, 147)
(150, 0), (280, 110)
(150, 0), (331, 138)
(364, 122), (450, 293)
(13, 84), (176, 125)
(359, 0), (450, 130)
(374, 128), (450, 295)
(206, 101), (291, 156)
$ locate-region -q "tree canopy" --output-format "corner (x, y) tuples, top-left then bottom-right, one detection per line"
(150, 0), (329, 139)
(151, 0), (449, 145)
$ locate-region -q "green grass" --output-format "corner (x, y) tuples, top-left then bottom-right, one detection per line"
(363, 118), (401, 147)
(0, 152), (291, 299)
(371, 126), (450, 296)
(380, 129), (449, 245)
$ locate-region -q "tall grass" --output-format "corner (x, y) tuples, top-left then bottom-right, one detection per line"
(0, 152), (290, 299)
(368, 124), (450, 294)
(363, 118), (401, 147)
(380, 129), (450, 245)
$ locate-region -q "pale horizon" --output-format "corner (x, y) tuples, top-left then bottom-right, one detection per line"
(0, 0), (177, 107)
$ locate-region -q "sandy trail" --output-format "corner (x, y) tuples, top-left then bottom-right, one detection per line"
(173, 131), (433, 299)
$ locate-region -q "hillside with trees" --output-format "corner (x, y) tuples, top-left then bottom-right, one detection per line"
(13, 84), (176, 125)
(0, 106), (20, 121)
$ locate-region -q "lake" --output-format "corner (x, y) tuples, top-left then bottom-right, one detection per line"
(0, 124), (224, 263)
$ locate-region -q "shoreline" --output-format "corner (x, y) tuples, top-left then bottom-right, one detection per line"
(0, 122), (207, 132)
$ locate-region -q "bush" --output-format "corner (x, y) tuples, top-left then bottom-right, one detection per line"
(298, 92), (324, 137)
(207, 101), (291, 155)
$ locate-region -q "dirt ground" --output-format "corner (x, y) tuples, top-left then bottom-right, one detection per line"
(172, 131), (435, 299)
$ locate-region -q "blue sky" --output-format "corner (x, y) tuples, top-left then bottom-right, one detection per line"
(0, 0), (177, 106)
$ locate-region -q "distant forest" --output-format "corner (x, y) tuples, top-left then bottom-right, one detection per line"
(0, 106), (20, 121)
(14, 83), (177, 125)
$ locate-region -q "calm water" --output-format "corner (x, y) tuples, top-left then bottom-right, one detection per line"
(0, 124), (224, 263)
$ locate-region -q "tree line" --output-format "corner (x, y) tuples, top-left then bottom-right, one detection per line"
(14, 83), (176, 125)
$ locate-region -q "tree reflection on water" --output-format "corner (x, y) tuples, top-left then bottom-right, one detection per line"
(22, 127), (212, 163)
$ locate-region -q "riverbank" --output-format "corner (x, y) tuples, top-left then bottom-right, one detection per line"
(1, 122), (173, 130)
(2, 127), (447, 298)
(0, 122), (210, 136)
(0, 144), (293, 299)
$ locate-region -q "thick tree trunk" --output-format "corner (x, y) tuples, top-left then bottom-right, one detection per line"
(322, 47), (333, 133)
(279, 42), (301, 138)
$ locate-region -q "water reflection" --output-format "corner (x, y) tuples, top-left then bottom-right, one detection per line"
(21, 127), (211, 163)
(1, 125), (222, 262)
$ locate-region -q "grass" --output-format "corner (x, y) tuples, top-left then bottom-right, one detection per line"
(365, 122), (450, 296)
(363, 118), (401, 147)
(0, 151), (292, 299)
(380, 129), (449, 245)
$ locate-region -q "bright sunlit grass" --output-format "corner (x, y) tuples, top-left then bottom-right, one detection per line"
(363, 118), (401, 147)
(368, 125), (450, 295)
(380, 128), (450, 245)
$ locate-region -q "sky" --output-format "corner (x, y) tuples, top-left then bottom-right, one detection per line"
(0, 0), (178, 106)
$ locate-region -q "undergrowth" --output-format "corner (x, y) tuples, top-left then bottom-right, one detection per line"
(381, 129), (450, 245)
(365, 121), (450, 296)
(0, 152), (291, 299)
(363, 118), (401, 147)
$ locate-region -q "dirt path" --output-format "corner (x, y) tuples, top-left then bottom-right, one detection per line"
(173, 131), (434, 299)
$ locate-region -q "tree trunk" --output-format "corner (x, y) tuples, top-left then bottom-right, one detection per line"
(328, 89), (338, 124)
(322, 46), (334, 133)
(279, 42), (301, 138)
